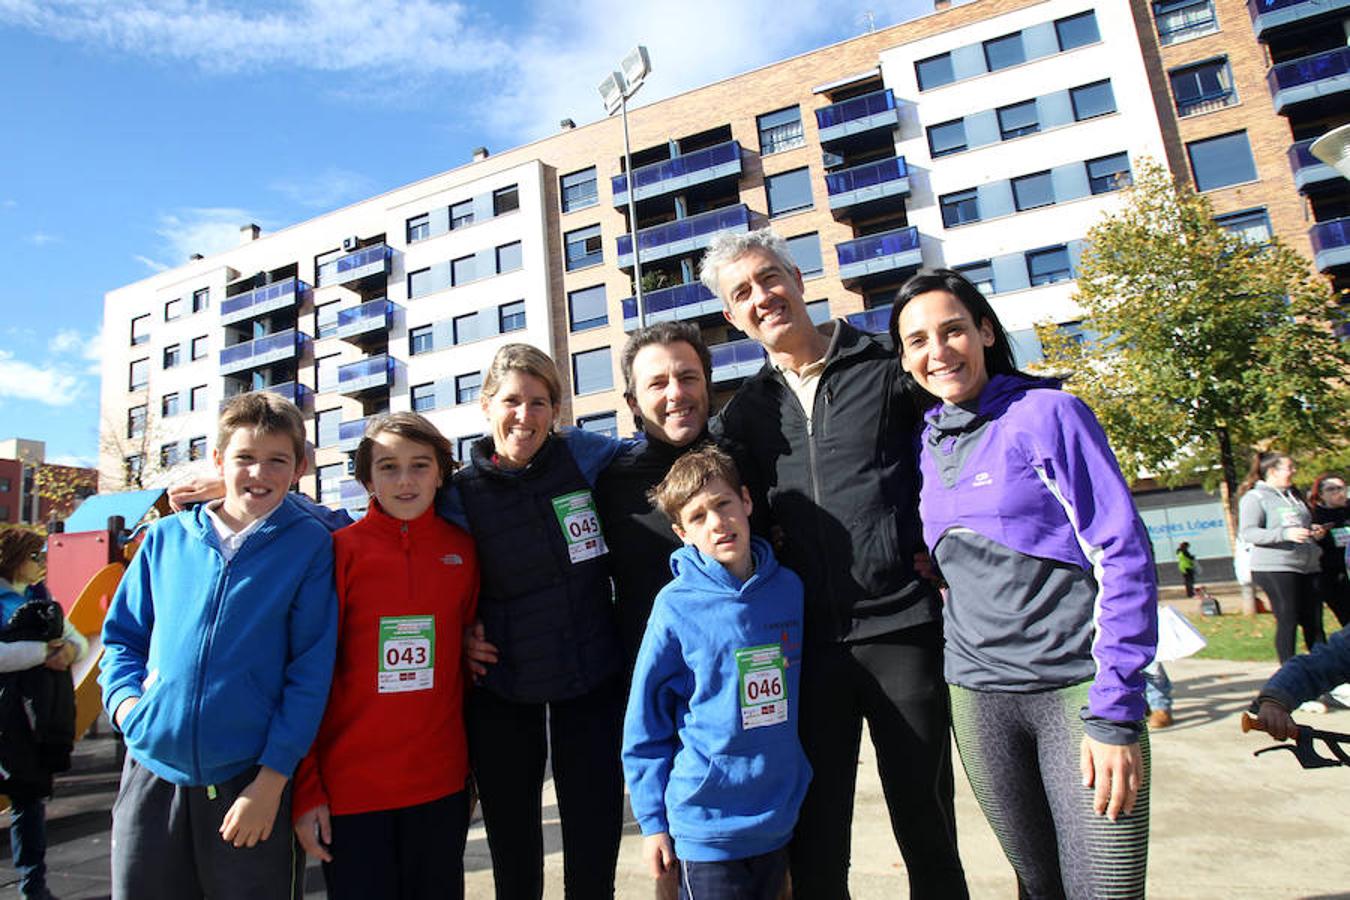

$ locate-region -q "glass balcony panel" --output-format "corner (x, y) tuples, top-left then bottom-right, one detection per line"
(218, 329), (302, 374)
(335, 298), (394, 340)
(338, 417), (370, 452)
(845, 308), (891, 334)
(815, 89), (897, 130)
(621, 282), (720, 329)
(1267, 47), (1350, 111)
(825, 157), (909, 195)
(1311, 217), (1350, 271)
(836, 227), (921, 266)
(220, 277), (303, 326)
(317, 244), (391, 287)
(709, 338), (768, 383)
(1288, 139), (1339, 191)
(611, 140), (742, 202)
(616, 205), (750, 264)
(1248, 0), (1350, 36)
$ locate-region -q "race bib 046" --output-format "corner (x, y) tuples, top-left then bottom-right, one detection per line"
(378, 615), (435, 694)
(551, 490), (609, 564)
(736, 643), (788, 730)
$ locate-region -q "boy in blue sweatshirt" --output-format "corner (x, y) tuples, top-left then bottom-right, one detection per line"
(100, 392), (338, 900)
(622, 445), (811, 899)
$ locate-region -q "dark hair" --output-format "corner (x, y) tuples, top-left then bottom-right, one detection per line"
(648, 444), (744, 525)
(1240, 450), (1291, 494)
(354, 412), (458, 486)
(888, 269), (1021, 407)
(1308, 472), (1346, 509)
(620, 321), (713, 399)
(0, 527), (43, 584)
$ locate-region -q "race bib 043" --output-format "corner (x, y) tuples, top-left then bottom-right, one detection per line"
(736, 643), (788, 730)
(551, 490), (609, 564)
(378, 615), (435, 694)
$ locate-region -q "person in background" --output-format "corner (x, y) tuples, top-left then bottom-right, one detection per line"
(1176, 542), (1197, 599)
(1308, 473), (1350, 628)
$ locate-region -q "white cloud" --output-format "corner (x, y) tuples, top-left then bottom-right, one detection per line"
(28, 231), (59, 246)
(155, 207), (258, 266)
(46, 326), (103, 375)
(48, 329), (84, 355)
(0, 351), (81, 407)
(269, 166), (378, 211)
(134, 254), (169, 273)
(47, 454), (97, 468)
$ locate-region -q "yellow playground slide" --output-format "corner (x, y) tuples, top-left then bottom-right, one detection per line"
(66, 562), (124, 739)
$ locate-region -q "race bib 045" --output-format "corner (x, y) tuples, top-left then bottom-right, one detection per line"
(551, 490), (609, 564)
(378, 615), (435, 693)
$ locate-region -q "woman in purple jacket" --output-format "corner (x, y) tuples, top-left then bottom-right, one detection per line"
(890, 270), (1157, 900)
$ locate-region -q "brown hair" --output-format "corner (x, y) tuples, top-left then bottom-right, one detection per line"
(354, 412), (457, 486)
(217, 391), (307, 463)
(481, 343), (562, 408)
(1309, 472), (1347, 509)
(648, 444), (743, 525)
(1240, 450), (1291, 494)
(620, 321), (713, 399)
(0, 527), (44, 584)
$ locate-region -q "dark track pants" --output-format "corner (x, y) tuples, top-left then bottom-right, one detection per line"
(467, 678), (625, 899)
(321, 791), (470, 900)
(788, 624), (968, 899)
(678, 847), (789, 900)
(1255, 571), (1325, 662)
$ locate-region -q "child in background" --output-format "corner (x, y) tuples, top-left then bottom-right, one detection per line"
(100, 392), (337, 900)
(292, 413), (478, 900)
(622, 445), (810, 899)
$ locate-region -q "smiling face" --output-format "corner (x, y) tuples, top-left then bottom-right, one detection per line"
(1265, 456), (1296, 490)
(896, 289), (995, 406)
(1321, 478), (1347, 509)
(213, 426), (304, 526)
(672, 475), (755, 582)
(718, 247), (812, 353)
(364, 431), (443, 521)
(626, 340), (710, 447)
(482, 369), (556, 469)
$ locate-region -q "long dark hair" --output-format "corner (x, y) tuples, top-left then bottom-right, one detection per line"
(1240, 450), (1292, 495)
(888, 268), (1022, 408)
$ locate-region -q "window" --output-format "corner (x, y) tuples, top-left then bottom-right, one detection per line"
(317, 463), (344, 504)
(1055, 11), (1099, 50)
(1153, 0), (1217, 45)
(1170, 59), (1236, 116)
(499, 301), (526, 333)
(0, 478), (8, 493)
(1087, 152), (1133, 194)
(411, 383), (437, 413)
(163, 343), (181, 369)
(188, 437), (207, 462)
(315, 301), (340, 338)
(161, 392), (179, 418)
(316, 408), (341, 447)
(1071, 81), (1116, 120)
(493, 185), (520, 216)
(451, 256), (475, 286)
(456, 372), (482, 405)
(786, 233), (824, 278)
(128, 405), (147, 438)
(407, 214), (430, 243)
(124, 455), (144, 484)
(129, 358), (149, 390)
(758, 106), (805, 154)
(955, 261), (995, 295)
(160, 442), (182, 468)
(915, 52), (955, 90)
(1187, 131), (1257, 191)
(983, 32), (1026, 71)
(766, 168), (813, 217)
(997, 100), (1039, 140)
(561, 167), (598, 212)
(456, 434), (483, 462)
(1216, 208), (1272, 245)
(569, 285), (608, 332)
(565, 225), (603, 271)
(192, 288), (210, 313)
(409, 325), (434, 355)
(453, 313), (478, 344)
(940, 189), (981, 227)
(1027, 246), (1073, 285)
(1012, 172), (1055, 211)
(191, 335), (208, 360)
(572, 347), (613, 395)
(450, 200), (474, 230)
(577, 412), (618, 438)
(496, 241), (522, 273)
(130, 314), (150, 346)
(164, 298), (182, 321)
(407, 267), (432, 299)
(928, 119), (967, 157)
(806, 299), (832, 325)
(189, 384), (207, 411)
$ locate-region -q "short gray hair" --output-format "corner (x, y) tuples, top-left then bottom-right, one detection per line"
(698, 228), (796, 301)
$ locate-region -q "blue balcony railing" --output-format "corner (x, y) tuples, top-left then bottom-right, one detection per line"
(845, 308), (891, 334)
(220, 277), (305, 327)
(825, 157), (910, 212)
(338, 479), (368, 515)
(1311, 217), (1350, 272)
(709, 338), (767, 384)
(621, 282), (720, 330)
(836, 226), (923, 282)
(317, 244), (392, 288)
(1289, 139), (1338, 191)
(1248, 0), (1350, 36)
(611, 140), (742, 206)
(814, 89), (899, 143)
(220, 382), (311, 411)
(1267, 46), (1350, 112)
(337, 417), (370, 452)
(218, 329), (305, 376)
(616, 204), (751, 268)
(335, 298), (395, 341)
(321, 354), (395, 396)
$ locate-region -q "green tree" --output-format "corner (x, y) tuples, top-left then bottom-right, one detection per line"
(1037, 158), (1350, 539)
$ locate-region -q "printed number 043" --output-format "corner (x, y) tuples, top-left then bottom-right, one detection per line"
(385, 642), (428, 668)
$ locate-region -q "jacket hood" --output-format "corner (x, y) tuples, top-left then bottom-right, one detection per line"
(667, 535), (778, 596)
(927, 372), (1060, 432)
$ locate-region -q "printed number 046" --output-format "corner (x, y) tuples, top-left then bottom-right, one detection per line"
(745, 672), (782, 702)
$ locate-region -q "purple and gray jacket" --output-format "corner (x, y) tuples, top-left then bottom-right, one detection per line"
(917, 373), (1157, 744)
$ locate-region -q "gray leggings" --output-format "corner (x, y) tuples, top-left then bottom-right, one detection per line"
(949, 683), (1150, 900)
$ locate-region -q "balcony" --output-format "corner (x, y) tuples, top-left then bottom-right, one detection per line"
(1267, 46), (1350, 114)
(826, 157), (910, 217)
(337, 417), (371, 452)
(219, 382), (312, 411)
(218, 329), (307, 377)
(621, 282), (721, 331)
(1248, 0), (1350, 38)
(316, 244), (392, 288)
(616, 204), (751, 269)
(220, 277), (305, 327)
(612, 140), (743, 207)
(835, 226), (923, 285)
(321, 354), (395, 398)
(814, 89), (899, 147)
(1289, 139), (1339, 192)
(338, 479), (368, 515)
(709, 338), (767, 385)
(845, 308), (891, 334)
(335, 298), (396, 347)
(1311, 217), (1350, 272)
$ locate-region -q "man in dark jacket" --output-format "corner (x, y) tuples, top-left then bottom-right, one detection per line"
(706, 228), (966, 898)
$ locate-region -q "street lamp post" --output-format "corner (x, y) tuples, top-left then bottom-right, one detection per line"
(599, 46), (652, 330)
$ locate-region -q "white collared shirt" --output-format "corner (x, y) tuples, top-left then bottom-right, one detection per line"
(204, 501), (275, 563)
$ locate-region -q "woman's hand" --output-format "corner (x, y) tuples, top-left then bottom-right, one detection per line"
(1283, 526), (1313, 543)
(294, 804), (333, 862)
(1079, 736), (1143, 820)
(463, 620), (499, 678)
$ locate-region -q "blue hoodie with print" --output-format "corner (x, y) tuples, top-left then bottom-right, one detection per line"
(622, 536), (811, 862)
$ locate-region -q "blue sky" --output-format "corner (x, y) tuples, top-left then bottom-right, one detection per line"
(0, 0), (940, 469)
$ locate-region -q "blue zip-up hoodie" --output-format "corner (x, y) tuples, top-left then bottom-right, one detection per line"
(99, 500), (338, 786)
(622, 537), (811, 862)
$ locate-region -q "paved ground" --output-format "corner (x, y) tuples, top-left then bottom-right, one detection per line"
(5, 655), (1349, 899)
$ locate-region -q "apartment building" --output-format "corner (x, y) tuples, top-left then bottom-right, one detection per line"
(100, 0), (1337, 513)
(0, 438), (98, 526)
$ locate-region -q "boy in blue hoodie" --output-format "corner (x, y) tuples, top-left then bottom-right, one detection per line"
(622, 445), (810, 899)
(100, 392), (338, 900)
